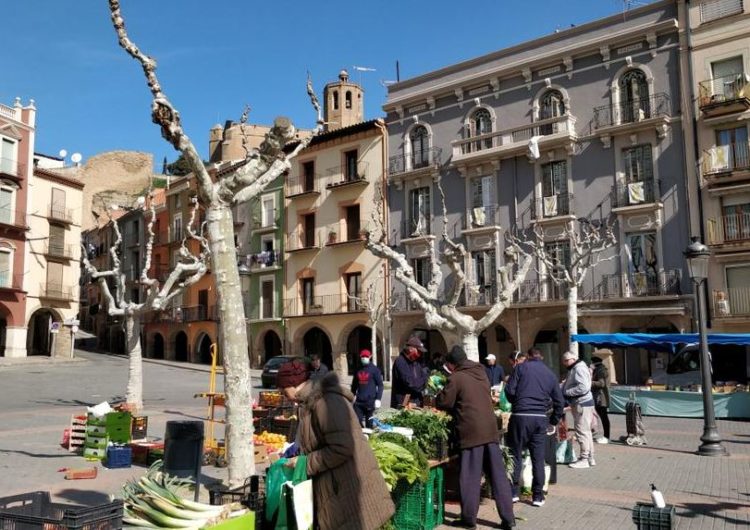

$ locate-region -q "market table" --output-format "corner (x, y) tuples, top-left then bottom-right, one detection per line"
(609, 387), (750, 419)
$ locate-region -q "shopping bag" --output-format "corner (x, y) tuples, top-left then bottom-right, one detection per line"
(266, 458), (294, 522)
(276, 456), (309, 530)
(284, 479), (313, 530)
(555, 440), (576, 464)
(498, 389), (512, 412)
(519, 456), (551, 494)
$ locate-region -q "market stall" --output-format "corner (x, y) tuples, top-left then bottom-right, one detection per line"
(572, 333), (750, 419)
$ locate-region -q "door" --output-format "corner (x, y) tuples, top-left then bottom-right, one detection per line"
(302, 278), (315, 313)
(470, 176), (495, 226)
(409, 187), (430, 235)
(539, 90), (565, 135)
(628, 232), (659, 295)
(726, 265), (750, 315)
(0, 187), (12, 224)
(711, 56), (744, 98)
(262, 196), (274, 227)
(198, 289), (208, 320)
(346, 205), (360, 241)
(303, 214), (315, 247)
(345, 150), (358, 181)
(303, 161), (315, 192)
(716, 127), (749, 171)
(49, 224), (65, 257)
(0, 250), (9, 288)
(619, 70), (649, 122)
(46, 262), (64, 298)
(410, 126), (429, 169)
(51, 188), (66, 219)
(261, 280), (274, 319)
(346, 272), (362, 311)
(541, 161), (568, 216)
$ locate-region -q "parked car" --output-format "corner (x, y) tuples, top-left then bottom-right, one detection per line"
(261, 355), (303, 389)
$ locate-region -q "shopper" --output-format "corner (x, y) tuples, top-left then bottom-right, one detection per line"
(309, 353), (329, 382)
(484, 354), (505, 387)
(591, 355), (611, 443)
(504, 348), (565, 507)
(437, 346), (515, 530)
(391, 336), (428, 408)
(351, 349), (384, 428)
(277, 359), (394, 530)
(561, 351), (596, 469)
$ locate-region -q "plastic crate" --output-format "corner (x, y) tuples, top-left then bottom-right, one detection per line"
(632, 503), (676, 530)
(0, 491), (123, 530)
(265, 418), (297, 441)
(391, 467), (444, 530)
(83, 446), (107, 461)
(428, 438), (449, 461)
(105, 445), (132, 469)
(106, 424), (131, 444)
(131, 416), (148, 440)
(208, 476), (265, 530)
(130, 441), (164, 466)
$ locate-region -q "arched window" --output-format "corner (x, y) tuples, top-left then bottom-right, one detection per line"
(469, 108), (493, 151)
(539, 90), (566, 135)
(332, 90), (339, 110)
(345, 91), (352, 109)
(619, 69), (650, 122)
(409, 126), (429, 169)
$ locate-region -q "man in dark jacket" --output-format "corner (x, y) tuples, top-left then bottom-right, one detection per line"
(591, 355), (611, 443)
(350, 349), (383, 427)
(309, 354), (329, 382)
(390, 336), (428, 408)
(484, 354), (505, 387)
(437, 346), (515, 530)
(504, 348), (565, 507)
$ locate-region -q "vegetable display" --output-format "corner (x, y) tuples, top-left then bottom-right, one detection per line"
(121, 462), (247, 528)
(369, 438), (427, 491)
(372, 432), (429, 480)
(385, 408), (451, 457)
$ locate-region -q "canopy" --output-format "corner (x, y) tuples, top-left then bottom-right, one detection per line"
(571, 333), (750, 352)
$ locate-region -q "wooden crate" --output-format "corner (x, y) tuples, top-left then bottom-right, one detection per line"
(67, 415), (87, 452)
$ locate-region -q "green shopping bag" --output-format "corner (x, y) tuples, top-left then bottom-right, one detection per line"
(266, 456), (308, 529)
(498, 389), (512, 412)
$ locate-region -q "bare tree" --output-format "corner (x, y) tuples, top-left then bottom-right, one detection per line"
(508, 219), (617, 356)
(364, 181), (533, 361)
(108, 0), (323, 484)
(348, 266), (394, 376)
(81, 196), (209, 411)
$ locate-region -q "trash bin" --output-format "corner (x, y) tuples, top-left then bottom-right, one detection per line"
(544, 431), (557, 485)
(164, 421), (204, 500)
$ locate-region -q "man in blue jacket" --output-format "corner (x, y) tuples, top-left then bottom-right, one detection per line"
(351, 349), (383, 427)
(390, 336), (428, 408)
(504, 348), (565, 507)
(484, 354), (505, 387)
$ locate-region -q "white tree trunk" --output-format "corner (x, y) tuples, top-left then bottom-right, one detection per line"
(371, 323), (378, 372)
(568, 284), (579, 357)
(207, 204), (255, 486)
(460, 330), (480, 362)
(124, 313), (143, 412)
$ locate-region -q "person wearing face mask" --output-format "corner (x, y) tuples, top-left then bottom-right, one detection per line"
(391, 336), (429, 408)
(351, 349), (384, 427)
(277, 359), (394, 530)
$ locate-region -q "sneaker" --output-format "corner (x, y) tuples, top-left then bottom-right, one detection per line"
(512, 496), (520, 503)
(569, 459), (591, 469)
(532, 498), (545, 507)
(589, 457), (597, 467)
(595, 437), (609, 444)
(449, 520), (477, 529)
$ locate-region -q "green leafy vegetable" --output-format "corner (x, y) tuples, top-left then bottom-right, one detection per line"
(369, 438), (428, 491)
(373, 432), (429, 476)
(386, 408), (452, 457)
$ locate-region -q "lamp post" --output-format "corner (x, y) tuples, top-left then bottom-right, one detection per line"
(684, 237), (727, 457)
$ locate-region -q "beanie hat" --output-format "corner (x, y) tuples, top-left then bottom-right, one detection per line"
(276, 359), (310, 389)
(446, 345), (468, 365)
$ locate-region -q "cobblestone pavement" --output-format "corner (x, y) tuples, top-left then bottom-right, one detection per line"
(438, 415), (750, 529)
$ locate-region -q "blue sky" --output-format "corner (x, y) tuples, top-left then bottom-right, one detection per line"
(1, 1), (650, 167)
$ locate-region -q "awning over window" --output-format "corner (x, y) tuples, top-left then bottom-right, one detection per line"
(571, 333), (750, 352)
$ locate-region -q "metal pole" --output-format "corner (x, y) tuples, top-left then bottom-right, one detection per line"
(695, 280), (727, 456)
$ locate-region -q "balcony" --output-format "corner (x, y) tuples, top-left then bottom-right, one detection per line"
(611, 179), (662, 209)
(713, 286), (750, 318)
(707, 212), (750, 248)
(389, 147), (442, 178)
(326, 162), (369, 190)
(401, 217), (434, 242)
(530, 193), (574, 222)
(592, 93), (671, 134)
(462, 205), (501, 234)
(461, 284), (498, 308)
(179, 305), (218, 322)
(251, 209), (279, 234)
(590, 269), (681, 300)
(0, 207), (28, 232)
(239, 251), (281, 273)
(391, 292), (423, 313)
(702, 141), (750, 185)
(699, 73), (750, 117)
(325, 220), (367, 247)
(286, 175), (321, 199)
(515, 279), (568, 304)
(286, 228), (322, 253)
(283, 293), (364, 317)
(0, 272), (24, 291)
(244, 301), (278, 321)
(0, 158), (24, 184)
(45, 242), (75, 260)
(47, 205), (74, 224)
(452, 114), (577, 165)
(40, 283), (75, 301)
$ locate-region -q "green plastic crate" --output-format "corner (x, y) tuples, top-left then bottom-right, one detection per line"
(83, 446), (107, 460)
(208, 511), (255, 530)
(391, 467), (444, 530)
(107, 424), (131, 444)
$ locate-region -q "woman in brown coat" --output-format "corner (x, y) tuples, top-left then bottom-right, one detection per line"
(278, 362), (394, 530)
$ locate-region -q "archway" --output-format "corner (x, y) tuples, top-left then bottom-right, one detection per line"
(263, 330), (282, 363)
(27, 308), (60, 356)
(346, 325), (372, 376)
(152, 333), (164, 359)
(196, 334), (213, 365)
(303, 327), (332, 369)
(175, 331), (188, 362)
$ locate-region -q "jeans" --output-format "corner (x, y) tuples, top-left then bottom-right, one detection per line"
(572, 404), (594, 459)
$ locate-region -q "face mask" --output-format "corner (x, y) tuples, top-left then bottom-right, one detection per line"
(443, 364), (453, 374)
(361, 357), (371, 365)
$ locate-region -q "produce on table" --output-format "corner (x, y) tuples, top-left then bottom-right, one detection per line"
(385, 408), (451, 458)
(371, 432), (429, 481)
(253, 431), (287, 452)
(120, 461), (248, 528)
(369, 438), (428, 492)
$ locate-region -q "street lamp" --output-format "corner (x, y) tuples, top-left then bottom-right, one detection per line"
(684, 237), (727, 457)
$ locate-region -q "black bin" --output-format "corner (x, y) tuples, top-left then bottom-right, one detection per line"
(544, 431), (557, 485)
(164, 420), (204, 498)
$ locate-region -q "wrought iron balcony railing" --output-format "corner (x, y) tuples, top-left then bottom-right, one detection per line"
(326, 161), (369, 189)
(611, 179), (661, 208)
(702, 141), (750, 176)
(590, 269), (681, 299)
(713, 286), (750, 317)
(462, 205), (501, 230)
(699, 72), (750, 109)
(389, 147), (443, 176)
(286, 175), (321, 197)
(283, 293), (365, 317)
(592, 93), (671, 130)
(531, 193), (574, 219)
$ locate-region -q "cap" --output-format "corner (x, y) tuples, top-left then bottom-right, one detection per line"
(562, 351), (578, 362)
(486, 354), (496, 361)
(406, 336), (427, 352)
(446, 345), (468, 365)
(359, 349), (372, 359)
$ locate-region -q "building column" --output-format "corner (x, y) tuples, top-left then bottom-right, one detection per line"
(4, 327), (27, 358)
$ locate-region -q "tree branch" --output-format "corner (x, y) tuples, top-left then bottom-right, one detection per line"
(437, 180), (467, 306)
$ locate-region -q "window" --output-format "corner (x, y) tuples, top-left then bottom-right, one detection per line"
(261, 279), (274, 319)
(49, 225), (65, 256)
(619, 70), (650, 122)
(628, 232), (658, 295)
(544, 241), (571, 300)
(623, 145), (653, 183)
(303, 161), (315, 192)
(700, 0), (744, 23)
(722, 202), (750, 241)
(0, 248), (11, 288)
(47, 261), (64, 295)
(345, 91), (352, 109)
(0, 138), (16, 175)
(175, 193), (181, 209)
(472, 250), (496, 286)
(332, 90), (339, 110)
(261, 195), (275, 227)
(302, 213), (316, 247)
(344, 150), (359, 181)
(410, 126), (429, 169)
(51, 188), (66, 219)
(716, 126), (749, 170)
(539, 90), (566, 135)
(468, 108), (492, 151)
(412, 258), (430, 287)
(470, 175), (495, 226)
(726, 264), (750, 314)
(0, 186), (13, 224)
(408, 187), (431, 235)
(345, 272), (362, 311)
(172, 215), (183, 242)
(541, 161), (569, 217)
(345, 204), (360, 241)
(302, 278), (315, 312)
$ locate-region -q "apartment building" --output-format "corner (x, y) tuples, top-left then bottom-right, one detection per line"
(283, 71), (388, 374)
(383, 1), (694, 382)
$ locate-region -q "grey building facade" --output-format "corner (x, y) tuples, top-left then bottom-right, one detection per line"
(383, 0), (694, 383)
